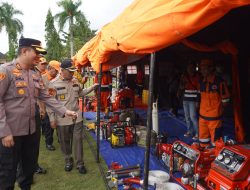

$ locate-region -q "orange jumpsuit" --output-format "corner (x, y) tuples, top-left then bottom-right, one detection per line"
(199, 74), (230, 146)
(94, 71), (112, 111)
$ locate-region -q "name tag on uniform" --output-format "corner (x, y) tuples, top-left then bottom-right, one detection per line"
(60, 94), (65, 100)
(15, 77), (25, 81)
(15, 81), (27, 87)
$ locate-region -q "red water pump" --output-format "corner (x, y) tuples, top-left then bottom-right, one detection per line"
(102, 121), (137, 148)
(112, 88), (134, 111)
(170, 141), (217, 190)
(206, 144), (250, 190)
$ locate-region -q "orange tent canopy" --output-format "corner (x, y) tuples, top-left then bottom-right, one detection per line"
(73, 0), (250, 72)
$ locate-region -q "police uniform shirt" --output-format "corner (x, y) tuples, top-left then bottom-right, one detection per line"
(0, 61), (67, 138)
(48, 75), (95, 126)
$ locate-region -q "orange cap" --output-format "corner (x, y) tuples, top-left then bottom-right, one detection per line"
(48, 60), (61, 71)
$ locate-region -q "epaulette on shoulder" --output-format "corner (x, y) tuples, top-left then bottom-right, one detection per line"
(1, 62), (13, 68)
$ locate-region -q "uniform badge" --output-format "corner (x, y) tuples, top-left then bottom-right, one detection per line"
(12, 68), (22, 77)
(212, 85), (218, 90)
(0, 73), (6, 81)
(60, 94), (65, 100)
(18, 88), (25, 95)
(48, 88), (56, 96)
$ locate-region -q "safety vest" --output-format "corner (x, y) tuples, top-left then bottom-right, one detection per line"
(183, 73), (200, 102)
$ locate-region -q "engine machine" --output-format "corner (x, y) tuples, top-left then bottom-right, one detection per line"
(170, 141), (216, 190)
(206, 144), (250, 190)
(112, 88), (134, 111)
(102, 121), (137, 148)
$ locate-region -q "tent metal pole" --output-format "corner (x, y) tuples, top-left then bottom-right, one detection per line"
(96, 63), (102, 163)
(143, 53), (155, 189)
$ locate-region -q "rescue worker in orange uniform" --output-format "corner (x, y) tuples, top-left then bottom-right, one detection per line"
(199, 59), (230, 147)
(94, 71), (112, 111)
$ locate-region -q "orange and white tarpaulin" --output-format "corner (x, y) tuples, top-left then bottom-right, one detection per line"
(73, 0), (250, 72)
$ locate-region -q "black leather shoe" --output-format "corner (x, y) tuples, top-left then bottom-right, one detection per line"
(78, 165), (87, 174)
(46, 144), (56, 151)
(65, 162), (73, 172)
(35, 166), (47, 174)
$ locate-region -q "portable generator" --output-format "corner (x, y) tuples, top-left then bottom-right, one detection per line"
(206, 144), (250, 190)
(170, 141), (216, 190)
(112, 88), (134, 111)
(110, 125), (137, 148)
(102, 121), (137, 148)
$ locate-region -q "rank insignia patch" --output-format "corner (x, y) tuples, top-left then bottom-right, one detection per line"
(0, 73), (6, 81)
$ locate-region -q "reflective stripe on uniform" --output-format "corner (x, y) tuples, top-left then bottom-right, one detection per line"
(199, 138), (210, 143)
(222, 98), (230, 103)
(200, 115), (222, 121)
(101, 84), (110, 88)
(185, 90), (198, 93)
(184, 94), (198, 98)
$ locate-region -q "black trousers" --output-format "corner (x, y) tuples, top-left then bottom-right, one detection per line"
(57, 122), (84, 167)
(41, 113), (54, 145)
(0, 133), (37, 190)
(34, 113), (41, 169)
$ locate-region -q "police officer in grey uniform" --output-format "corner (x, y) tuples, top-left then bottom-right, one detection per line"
(48, 59), (97, 174)
(0, 38), (77, 190)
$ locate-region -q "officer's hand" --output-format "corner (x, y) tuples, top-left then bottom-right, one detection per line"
(65, 110), (78, 119)
(93, 83), (99, 90)
(50, 121), (57, 129)
(2, 135), (14, 147)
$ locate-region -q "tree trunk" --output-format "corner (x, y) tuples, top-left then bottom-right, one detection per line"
(69, 17), (74, 57)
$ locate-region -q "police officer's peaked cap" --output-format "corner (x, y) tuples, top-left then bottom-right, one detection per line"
(19, 38), (47, 55)
(61, 59), (77, 72)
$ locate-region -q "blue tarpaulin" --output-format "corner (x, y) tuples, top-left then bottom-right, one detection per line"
(85, 108), (235, 189)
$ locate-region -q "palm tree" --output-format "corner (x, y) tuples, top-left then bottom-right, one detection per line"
(0, 6), (3, 32)
(0, 2), (23, 59)
(55, 0), (86, 57)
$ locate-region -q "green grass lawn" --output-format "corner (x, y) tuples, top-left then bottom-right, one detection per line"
(30, 126), (107, 190)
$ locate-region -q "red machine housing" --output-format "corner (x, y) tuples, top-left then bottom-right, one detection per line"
(206, 144), (250, 190)
(170, 141), (216, 190)
(125, 127), (135, 145)
(112, 88), (134, 111)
